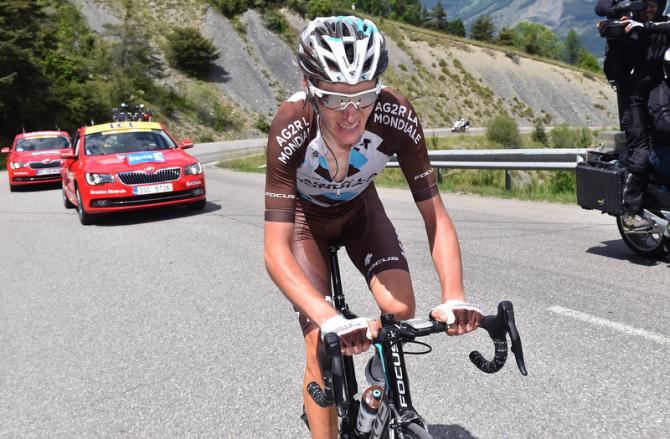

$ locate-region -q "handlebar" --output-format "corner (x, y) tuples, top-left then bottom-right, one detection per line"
(308, 301), (528, 411)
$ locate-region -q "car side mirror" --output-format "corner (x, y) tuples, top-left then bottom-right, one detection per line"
(179, 139), (194, 149)
(1, 147), (9, 153)
(60, 150), (76, 160)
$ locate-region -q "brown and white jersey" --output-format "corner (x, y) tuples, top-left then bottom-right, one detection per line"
(264, 87), (438, 222)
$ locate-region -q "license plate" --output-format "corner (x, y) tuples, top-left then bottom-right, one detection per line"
(37, 168), (60, 175)
(133, 183), (173, 195)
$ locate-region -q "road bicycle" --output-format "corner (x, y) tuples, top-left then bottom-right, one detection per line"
(306, 245), (528, 439)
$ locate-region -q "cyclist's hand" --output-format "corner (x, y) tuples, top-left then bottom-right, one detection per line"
(320, 315), (372, 355)
(431, 300), (483, 336)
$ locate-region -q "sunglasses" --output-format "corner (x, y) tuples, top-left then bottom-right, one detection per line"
(309, 82), (381, 111)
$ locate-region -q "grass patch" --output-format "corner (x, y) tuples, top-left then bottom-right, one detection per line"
(218, 153), (266, 172)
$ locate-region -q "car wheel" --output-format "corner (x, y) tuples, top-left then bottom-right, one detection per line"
(187, 199), (206, 211)
(62, 186), (75, 209)
(75, 187), (95, 225)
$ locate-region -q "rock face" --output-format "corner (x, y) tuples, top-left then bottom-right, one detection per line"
(450, 45), (617, 126)
(72, 1), (618, 128)
(69, 0), (120, 34)
(240, 10), (303, 98)
(201, 8), (280, 118)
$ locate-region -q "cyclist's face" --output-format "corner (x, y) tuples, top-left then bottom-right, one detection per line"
(312, 80), (377, 148)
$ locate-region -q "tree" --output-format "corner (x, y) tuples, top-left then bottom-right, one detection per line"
(513, 22), (564, 60)
(471, 15), (495, 43)
(167, 27), (220, 77)
(564, 29), (583, 65)
(446, 19), (465, 37)
(306, 0), (333, 19)
(578, 51), (601, 72)
(401, 3), (424, 26)
(497, 27), (515, 46)
(430, 1), (448, 32)
(105, 0), (162, 78)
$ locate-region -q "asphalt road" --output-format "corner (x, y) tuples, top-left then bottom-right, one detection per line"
(1, 167), (668, 438)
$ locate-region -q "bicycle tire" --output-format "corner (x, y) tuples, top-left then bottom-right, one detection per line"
(398, 422), (433, 439)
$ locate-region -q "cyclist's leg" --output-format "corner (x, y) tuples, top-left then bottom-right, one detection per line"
(293, 205), (339, 439)
(344, 185), (415, 319)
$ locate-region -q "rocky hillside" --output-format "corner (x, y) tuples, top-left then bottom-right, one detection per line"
(71, 0), (618, 139)
(421, 0), (605, 56)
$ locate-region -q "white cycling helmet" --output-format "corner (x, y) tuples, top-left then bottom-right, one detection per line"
(298, 16), (388, 85)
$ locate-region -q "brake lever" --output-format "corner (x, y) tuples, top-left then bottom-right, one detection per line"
(501, 301), (528, 376)
(323, 332), (347, 417)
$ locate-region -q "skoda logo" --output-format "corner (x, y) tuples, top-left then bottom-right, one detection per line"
(144, 166), (156, 174)
(41, 158), (51, 164)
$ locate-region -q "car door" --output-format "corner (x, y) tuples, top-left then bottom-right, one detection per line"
(62, 131), (80, 195)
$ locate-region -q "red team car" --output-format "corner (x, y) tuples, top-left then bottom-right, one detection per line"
(61, 121), (206, 225)
(2, 131), (72, 191)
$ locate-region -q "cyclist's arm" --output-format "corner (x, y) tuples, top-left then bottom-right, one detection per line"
(415, 194), (465, 302)
(263, 101), (338, 328)
(264, 221), (338, 327)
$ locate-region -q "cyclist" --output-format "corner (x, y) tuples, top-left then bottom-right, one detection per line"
(263, 16), (483, 438)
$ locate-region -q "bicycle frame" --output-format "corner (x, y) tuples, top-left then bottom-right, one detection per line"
(313, 245), (528, 438)
(327, 246), (426, 437)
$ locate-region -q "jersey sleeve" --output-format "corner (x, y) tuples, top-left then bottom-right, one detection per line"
(384, 91), (439, 202)
(264, 98), (312, 222)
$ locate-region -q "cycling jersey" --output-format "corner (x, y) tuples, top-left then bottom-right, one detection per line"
(264, 87), (438, 222)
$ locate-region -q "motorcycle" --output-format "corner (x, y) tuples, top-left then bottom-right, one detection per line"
(111, 103), (153, 122)
(577, 131), (670, 259)
(451, 119), (470, 132)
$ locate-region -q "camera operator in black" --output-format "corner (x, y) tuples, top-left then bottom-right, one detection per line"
(646, 49), (670, 185)
(596, 0), (668, 230)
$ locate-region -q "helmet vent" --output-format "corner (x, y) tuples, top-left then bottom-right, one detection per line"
(345, 42), (355, 64)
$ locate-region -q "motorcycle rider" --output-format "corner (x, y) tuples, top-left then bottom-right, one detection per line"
(646, 48), (670, 186)
(596, 0), (668, 230)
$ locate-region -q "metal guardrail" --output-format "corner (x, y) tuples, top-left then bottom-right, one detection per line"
(387, 148), (588, 171)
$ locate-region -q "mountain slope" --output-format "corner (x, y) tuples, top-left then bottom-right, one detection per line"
(421, 0), (605, 56)
(71, 1), (617, 140)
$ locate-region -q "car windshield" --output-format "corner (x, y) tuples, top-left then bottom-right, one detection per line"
(15, 136), (70, 152)
(84, 129), (177, 156)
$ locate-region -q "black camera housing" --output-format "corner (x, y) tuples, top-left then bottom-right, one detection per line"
(607, 0), (647, 19)
(599, 1), (648, 39)
(600, 20), (628, 39)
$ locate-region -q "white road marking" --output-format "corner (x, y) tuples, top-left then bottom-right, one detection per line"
(548, 306), (670, 345)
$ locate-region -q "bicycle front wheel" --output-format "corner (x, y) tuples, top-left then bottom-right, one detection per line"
(397, 422), (433, 439)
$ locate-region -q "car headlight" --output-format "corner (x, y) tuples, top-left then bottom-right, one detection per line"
(10, 161), (28, 169)
(85, 173), (115, 185)
(184, 162), (202, 175)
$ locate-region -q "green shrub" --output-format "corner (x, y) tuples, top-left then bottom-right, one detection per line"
(211, 0), (248, 17)
(306, 0), (333, 18)
(167, 27), (220, 77)
(255, 116), (270, 133)
(531, 121), (548, 146)
(549, 124), (592, 148)
(263, 9), (287, 33)
(549, 171), (576, 194)
(486, 114), (521, 147)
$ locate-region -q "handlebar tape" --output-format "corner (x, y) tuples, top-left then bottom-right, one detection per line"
(307, 381), (334, 407)
(469, 338), (508, 373)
